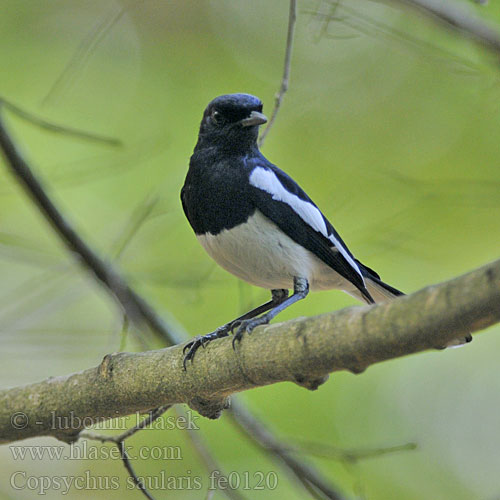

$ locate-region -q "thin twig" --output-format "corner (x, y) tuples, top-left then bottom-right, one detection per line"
(290, 440), (417, 463)
(42, 6), (126, 107)
(258, 0), (297, 148)
(1, 98), (122, 146)
(118, 441), (156, 500)
(112, 194), (159, 260)
(80, 405), (171, 443)
(80, 406), (171, 500)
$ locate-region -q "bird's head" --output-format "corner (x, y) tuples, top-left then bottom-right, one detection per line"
(195, 93), (267, 153)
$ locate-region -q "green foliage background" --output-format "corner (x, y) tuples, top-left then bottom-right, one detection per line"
(0, 1), (499, 498)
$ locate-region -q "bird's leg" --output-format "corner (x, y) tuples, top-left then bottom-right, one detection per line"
(183, 288), (289, 369)
(232, 277), (309, 348)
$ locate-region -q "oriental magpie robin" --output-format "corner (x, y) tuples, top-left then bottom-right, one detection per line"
(181, 93), (471, 367)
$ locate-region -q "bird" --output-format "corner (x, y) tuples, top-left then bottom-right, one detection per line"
(181, 93), (471, 367)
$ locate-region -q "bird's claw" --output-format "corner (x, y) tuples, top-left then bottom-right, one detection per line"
(231, 316), (270, 349)
(183, 315), (271, 368)
(183, 336), (205, 370)
(183, 328), (230, 370)
(230, 320), (242, 335)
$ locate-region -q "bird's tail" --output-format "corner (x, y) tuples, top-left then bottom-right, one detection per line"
(351, 261), (404, 304)
(364, 274), (404, 303)
(344, 272), (403, 304)
(352, 260), (472, 348)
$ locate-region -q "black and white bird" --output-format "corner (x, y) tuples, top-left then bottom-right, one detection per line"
(181, 93), (468, 367)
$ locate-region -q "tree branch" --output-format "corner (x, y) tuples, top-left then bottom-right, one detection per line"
(1, 257), (498, 445)
(0, 98), (122, 146)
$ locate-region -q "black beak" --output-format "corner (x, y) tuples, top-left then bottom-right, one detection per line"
(240, 111), (268, 127)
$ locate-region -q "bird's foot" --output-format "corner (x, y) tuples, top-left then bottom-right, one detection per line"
(183, 327), (229, 370)
(231, 315), (270, 349)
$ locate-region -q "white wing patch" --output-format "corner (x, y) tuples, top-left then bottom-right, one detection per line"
(249, 167), (364, 283)
(249, 167), (328, 236)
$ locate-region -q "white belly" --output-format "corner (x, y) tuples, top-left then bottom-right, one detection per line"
(196, 210), (352, 292)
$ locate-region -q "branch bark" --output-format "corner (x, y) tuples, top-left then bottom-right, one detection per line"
(1, 257), (498, 445)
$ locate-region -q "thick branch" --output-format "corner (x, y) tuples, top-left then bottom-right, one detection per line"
(1, 258), (498, 445)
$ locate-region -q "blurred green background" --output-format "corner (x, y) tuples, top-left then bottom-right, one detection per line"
(1, 0), (500, 498)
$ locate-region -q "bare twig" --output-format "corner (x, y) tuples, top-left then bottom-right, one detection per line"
(258, 0), (297, 148)
(80, 405), (170, 444)
(80, 406), (171, 500)
(111, 194), (159, 260)
(1, 98), (121, 146)
(118, 441), (156, 500)
(290, 440), (417, 463)
(42, 5), (127, 107)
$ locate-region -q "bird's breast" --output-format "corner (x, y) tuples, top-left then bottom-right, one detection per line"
(182, 160), (254, 235)
(196, 210), (330, 290)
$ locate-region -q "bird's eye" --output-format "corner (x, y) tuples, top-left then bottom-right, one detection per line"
(211, 110), (224, 125)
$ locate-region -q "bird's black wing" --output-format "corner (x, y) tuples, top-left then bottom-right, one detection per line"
(246, 157), (373, 303)
(180, 183), (197, 233)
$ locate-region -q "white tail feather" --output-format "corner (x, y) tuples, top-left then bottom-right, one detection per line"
(345, 277), (399, 304)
